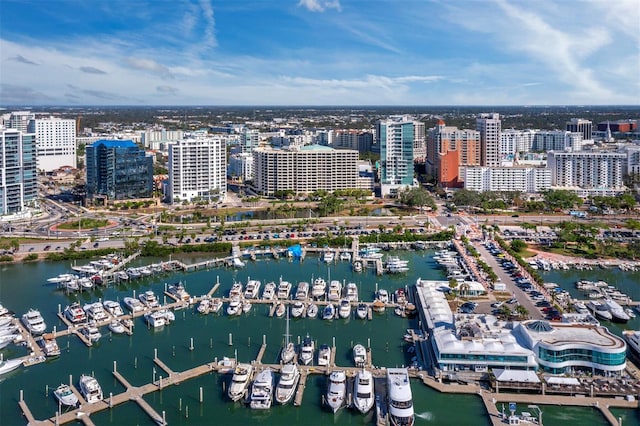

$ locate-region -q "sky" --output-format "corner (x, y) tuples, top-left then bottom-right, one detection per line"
(0, 0), (638, 106)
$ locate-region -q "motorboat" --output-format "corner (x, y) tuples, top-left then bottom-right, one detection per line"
(395, 288), (407, 304)
(604, 298), (630, 323)
(274, 302), (285, 318)
(226, 298), (242, 316)
(242, 300), (252, 314)
(280, 342), (296, 364)
(64, 302), (87, 324)
(0, 323), (18, 337)
(587, 301), (613, 321)
(291, 301), (305, 318)
(338, 299), (351, 319)
(353, 344), (367, 367)
(21, 309), (46, 335)
(0, 313), (14, 328)
(356, 303), (368, 320)
(385, 256), (409, 273)
(102, 300), (124, 317)
(123, 297), (144, 313)
(83, 302), (109, 322)
(325, 370), (346, 413)
(108, 320), (126, 334)
(79, 374), (103, 404)
(322, 303), (336, 320)
(53, 384), (78, 407)
(360, 245), (383, 260)
(623, 330), (640, 358)
(38, 336), (61, 356)
(327, 280), (342, 302)
(353, 261), (363, 272)
(306, 303), (318, 319)
(144, 311), (166, 328)
(63, 279), (80, 292)
(323, 250), (335, 263)
(318, 344), (331, 367)
(228, 363), (253, 402)
(277, 279), (292, 300)
(244, 279), (262, 299)
(262, 282), (276, 300)
(168, 282), (191, 303)
(210, 298), (223, 314)
(377, 289), (390, 303)
(138, 266), (152, 277)
(299, 334), (314, 366)
(275, 363), (300, 405)
(116, 271), (129, 281)
(387, 368), (414, 426)
(80, 323), (102, 342)
(295, 281), (309, 300)
(345, 282), (358, 302)
(197, 297), (212, 314)
(126, 268), (142, 279)
(47, 273), (77, 284)
(229, 282), (244, 298)
(0, 334), (17, 350)
(249, 368), (274, 409)
(311, 277), (327, 299)
(0, 355), (22, 376)
(232, 257), (245, 268)
(77, 277), (94, 290)
(339, 251), (352, 262)
(139, 291), (160, 309)
(353, 369), (374, 414)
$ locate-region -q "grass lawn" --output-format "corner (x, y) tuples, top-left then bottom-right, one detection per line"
(57, 218), (109, 230)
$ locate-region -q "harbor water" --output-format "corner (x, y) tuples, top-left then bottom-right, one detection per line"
(0, 250), (638, 425)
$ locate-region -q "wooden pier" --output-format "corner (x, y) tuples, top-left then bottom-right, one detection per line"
(293, 369), (309, 406)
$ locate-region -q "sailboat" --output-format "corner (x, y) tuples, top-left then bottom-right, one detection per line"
(280, 306), (295, 364)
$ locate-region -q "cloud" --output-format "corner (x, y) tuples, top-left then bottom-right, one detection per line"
(67, 84), (130, 101)
(199, 0), (217, 50)
(124, 57), (174, 78)
(79, 66), (107, 74)
(298, 0), (341, 13)
(157, 85), (179, 94)
(0, 84), (53, 103)
(9, 55), (39, 65)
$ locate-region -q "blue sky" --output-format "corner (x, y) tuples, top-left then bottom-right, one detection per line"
(1, 0), (638, 105)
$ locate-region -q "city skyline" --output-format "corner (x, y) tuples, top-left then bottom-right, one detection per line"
(1, 0), (638, 106)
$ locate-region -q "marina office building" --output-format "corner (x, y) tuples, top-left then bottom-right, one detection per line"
(415, 279), (627, 376)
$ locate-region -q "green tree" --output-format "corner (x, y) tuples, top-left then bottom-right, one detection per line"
(399, 187), (437, 211)
(543, 189), (581, 210)
(510, 239), (527, 252)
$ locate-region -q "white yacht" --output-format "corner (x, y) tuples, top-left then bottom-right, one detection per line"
(299, 335), (314, 365)
(360, 245), (383, 260)
(144, 311), (166, 328)
(211, 298), (223, 314)
(345, 282), (358, 302)
(53, 383), (78, 407)
(311, 278), (327, 299)
(249, 368), (274, 409)
(322, 303), (336, 320)
(116, 271), (129, 281)
(353, 343), (367, 367)
(244, 279), (262, 299)
(327, 280), (342, 302)
(353, 260), (363, 272)
(377, 289), (390, 304)
(587, 300), (613, 321)
(339, 251), (352, 262)
(123, 297), (144, 313)
(275, 363), (300, 405)
(79, 374), (103, 404)
(83, 302), (109, 322)
(196, 297), (212, 314)
(356, 303), (368, 320)
(0, 355), (22, 376)
(242, 300), (252, 314)
(64, 302), (87, 324)
(228, 363), (253, 402)
(0, 334), (17, 350)
(623, 330), (640, 358)
(387, 368), (414, 426)
(80, 323), (102, 342)
(275, 302), (286, 318)
(353, 369), (374, 414)
(139, 291), (160, 309)
(262, 282), (276, 300)
(295, 281), (309, 300)
(226, 298), (242, 316)
(168, 282), (190, 303)
(102, 300), (124, 317)
(38, 337), (61, 356)
(277, 279), (292, 300)
(108, 320), (126, 334)
(291, 301), (305, 318)
(385, 256), (409, 273)
(318, 344), (331, 367)
(280, 342), (296, 364)
(323, 250), (335, 263)
(306, 303), (318, 319)
(325, 370), (346, 413)
(229, 282), (243, 298)
(604, 298), (630, 323)
(21, 309), (46, 335)
(338, 299), (352, 319)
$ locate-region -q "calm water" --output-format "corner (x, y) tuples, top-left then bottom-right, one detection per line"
(0, 251), (637, 425)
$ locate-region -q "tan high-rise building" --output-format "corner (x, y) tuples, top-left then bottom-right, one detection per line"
(476, 113), (501, 167)
(426, 120), (480, 187)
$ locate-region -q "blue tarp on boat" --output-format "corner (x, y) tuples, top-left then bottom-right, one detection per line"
(288, 244), (303, 258)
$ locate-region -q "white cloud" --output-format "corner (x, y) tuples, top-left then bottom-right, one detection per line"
(298, 0), (341, 13)
(199, 0), (217, 50)
(124, 57), (174, 79)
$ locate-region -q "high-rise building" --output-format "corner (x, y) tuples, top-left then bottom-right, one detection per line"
(412, 121), (426, 163)
(377, 115), (416, 197)
(240, 128), (260, 153)
(228, 152), (254, 182)
(168, 135), (226, 204)
(6, 111), (34, 133)
(28, 117), (77, 171)
(86, 140), (153, 201)
(532, 131), (583, 152)
(476, 113), (501, 167)
(252, 145), (358, 196)
(547, 151), (626, 196)
(0, 126), (37, 216)
(566, 118), (593, 141)
(426, 120), (480, 188)
(500, 129), (535, 156)
(462, 166), (551, 193)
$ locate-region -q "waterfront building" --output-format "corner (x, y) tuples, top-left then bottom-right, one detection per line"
(377, 115), (418, 197)
(476, 113), (501, 167)
(85, 140), (153, 202)
(515, 320), (627, 375)
(168, 135), (227, 204)
(462, 166), (551, 193)
(0, 126), (37, 216)
(228, 152), (254, 182)
(547, 150), (626, 196)
(28, 117), (77, 172)
(252, 145), (358, 196)
(532, 131), (584, 152)
(566, 118), (593, 142)
(426, 120), (480, 188)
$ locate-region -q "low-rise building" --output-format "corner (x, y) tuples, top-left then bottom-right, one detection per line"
(462, 166), (551, 193)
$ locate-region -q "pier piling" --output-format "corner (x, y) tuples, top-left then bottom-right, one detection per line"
(199, 386), (203, 403)
(190, 337), (194, 351)
(228, 333), (233, 346)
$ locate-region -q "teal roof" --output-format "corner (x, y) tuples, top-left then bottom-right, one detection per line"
(299, 144), (334, 152)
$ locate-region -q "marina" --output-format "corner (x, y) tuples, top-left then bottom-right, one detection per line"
(2, 249), (640, 425)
